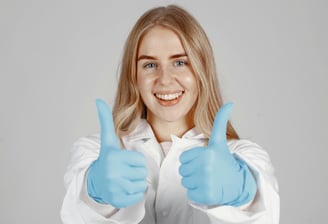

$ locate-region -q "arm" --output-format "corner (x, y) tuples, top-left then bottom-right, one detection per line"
(194, 139), (280, 224)
(61, 99), (148, 224)
(179, 104), (279, 223)
(60, 134), (146, 224)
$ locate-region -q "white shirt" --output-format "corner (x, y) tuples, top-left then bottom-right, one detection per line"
(61, 119), (280, 223)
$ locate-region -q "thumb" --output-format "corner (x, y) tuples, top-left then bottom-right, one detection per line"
(96, 99), (120, 153)
(208, 103), (233, 147)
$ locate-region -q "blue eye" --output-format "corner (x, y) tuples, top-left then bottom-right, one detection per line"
(144, 62), (157, 69)
(175, 60), (187, 67)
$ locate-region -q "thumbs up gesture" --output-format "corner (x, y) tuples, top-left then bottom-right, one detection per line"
(179, 103), (257, 206)
(87, 99), (148, 208)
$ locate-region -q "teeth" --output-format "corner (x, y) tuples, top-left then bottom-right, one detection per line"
(155, 91), (183, 101)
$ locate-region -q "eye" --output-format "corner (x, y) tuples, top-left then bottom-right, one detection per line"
(144, 62), (157, 69)
(174, 60), (188, 67)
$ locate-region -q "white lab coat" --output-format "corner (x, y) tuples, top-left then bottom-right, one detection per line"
(61, 119), (280, 224)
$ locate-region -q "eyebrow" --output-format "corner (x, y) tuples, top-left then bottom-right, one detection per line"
(137, 53), (188, 61)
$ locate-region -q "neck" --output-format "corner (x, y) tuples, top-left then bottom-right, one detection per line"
(147, 116), (194, 143)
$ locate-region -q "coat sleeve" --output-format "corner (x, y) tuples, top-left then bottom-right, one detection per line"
(191, 139), (280, 224)
(60, 134), (146, 224)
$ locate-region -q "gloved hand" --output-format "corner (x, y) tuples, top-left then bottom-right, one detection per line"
(179, 103), (257, 206)
(87, 99), (148, 208)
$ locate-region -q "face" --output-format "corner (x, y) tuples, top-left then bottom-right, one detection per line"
(137, 26), (198, 126)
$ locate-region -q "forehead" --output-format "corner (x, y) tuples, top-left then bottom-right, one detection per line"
(138, 26), (185, 56)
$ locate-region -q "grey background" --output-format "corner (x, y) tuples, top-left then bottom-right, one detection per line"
(0, 0), (327, 223)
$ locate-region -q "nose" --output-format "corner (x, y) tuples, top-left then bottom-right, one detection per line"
(158, 65), (174, 85)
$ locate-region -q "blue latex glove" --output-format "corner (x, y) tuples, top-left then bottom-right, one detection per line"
(87, 99), (148, 208)
(179, 103), (257, 206)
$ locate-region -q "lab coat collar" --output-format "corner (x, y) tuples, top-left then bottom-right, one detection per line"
(121, 119), (208, 144)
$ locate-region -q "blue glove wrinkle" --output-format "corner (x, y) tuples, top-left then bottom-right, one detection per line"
(87, 161), (107, 204)
(224, 157), (257, 206)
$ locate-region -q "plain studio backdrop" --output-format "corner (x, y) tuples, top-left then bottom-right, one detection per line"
(0, 0), (327, 223)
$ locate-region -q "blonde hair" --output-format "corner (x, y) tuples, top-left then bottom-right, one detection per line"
(113, 5), (239, 140)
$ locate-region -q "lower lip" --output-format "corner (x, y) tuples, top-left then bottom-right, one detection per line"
(156, 93), (184, 107)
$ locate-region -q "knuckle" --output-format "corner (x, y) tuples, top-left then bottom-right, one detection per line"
(181, 178), (187, 187)
(179, 166), (185, 176)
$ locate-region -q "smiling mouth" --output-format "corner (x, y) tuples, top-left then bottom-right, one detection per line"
(154, 91), (184, 101)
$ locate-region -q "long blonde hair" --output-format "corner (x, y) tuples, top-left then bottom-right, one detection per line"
(113, 5), (239, 140)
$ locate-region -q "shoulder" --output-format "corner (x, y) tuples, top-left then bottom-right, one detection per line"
(228, 139), (274, 170)
(68, 134), (101, 164)
(72, 133), (101, 149)
(228, 139), (269, 158)
(228, 139), (274, 166)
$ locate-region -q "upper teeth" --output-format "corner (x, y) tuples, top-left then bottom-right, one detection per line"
(155, 92), (183, 100)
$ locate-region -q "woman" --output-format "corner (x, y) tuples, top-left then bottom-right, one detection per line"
(61, 5), (279, 224)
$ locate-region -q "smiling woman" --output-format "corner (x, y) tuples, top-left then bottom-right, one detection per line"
(112, 5), (239, 140)
(61, 4), (280, 224)
(136, 26), (198, 141)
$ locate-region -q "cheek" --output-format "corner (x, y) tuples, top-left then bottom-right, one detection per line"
(183, 74), (198, 104)
(137, 72), (145, 88)
(181, 73), (198, 91)
(137, 73), (153, 96)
